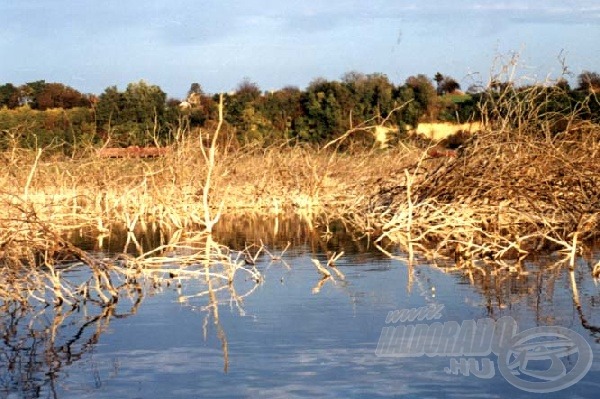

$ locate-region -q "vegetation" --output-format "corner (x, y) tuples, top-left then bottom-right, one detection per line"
(1, 64), (599, 309)
(2, 66), (599, 399)
(2, 69), (598, 153)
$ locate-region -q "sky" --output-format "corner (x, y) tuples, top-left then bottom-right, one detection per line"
(1, 1), (599, 99)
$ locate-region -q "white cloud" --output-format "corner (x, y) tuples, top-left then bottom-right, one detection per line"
(470, 1), (600, 22)
(1, 1), (598, 95)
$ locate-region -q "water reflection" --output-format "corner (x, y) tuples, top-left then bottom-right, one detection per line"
(435, 250), (600, 341)
(0, 293), (142, 398)
(2, 217), (599, 398)
(1, 215), (393, 398)
(66, 214), (390, 262)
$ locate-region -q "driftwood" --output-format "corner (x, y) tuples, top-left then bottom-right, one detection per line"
(97, 146), (170, 158)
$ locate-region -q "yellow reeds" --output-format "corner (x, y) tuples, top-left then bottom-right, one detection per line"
(1, 78), (600, 307)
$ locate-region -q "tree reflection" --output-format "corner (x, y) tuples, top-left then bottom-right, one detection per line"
(0, 229), (263, 397)
(0, 291), (141, 398)
(426, 252), (600, 340)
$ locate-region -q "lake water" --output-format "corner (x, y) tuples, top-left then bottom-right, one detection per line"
(2, 217), (599, 398)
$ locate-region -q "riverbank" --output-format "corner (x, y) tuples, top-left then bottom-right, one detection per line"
(1, 122), (600, 304)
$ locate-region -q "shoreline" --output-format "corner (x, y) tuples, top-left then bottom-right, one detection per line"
(2, 126), (600, 304)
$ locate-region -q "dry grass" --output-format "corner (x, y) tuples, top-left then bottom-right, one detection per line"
(358, 73), (600, 269)
(2, 125), (599, 249)
(1, 140), (423, 231)
(367, 126), (600, 261)
(2, 83), (600, 306)
(0, 133), (424, 305)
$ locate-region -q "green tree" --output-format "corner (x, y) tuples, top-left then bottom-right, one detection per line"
(298, 78), (348, 142)
(95, 80), (167, 146)
(124, 81), (166, 122)
(258, 86), (303, 139)
(18, 80), (47, 108)
(96, 85), (125, 133)
(405, 74), (437, 121)
(440, 76), (461, 94)
(188, 82), (204, 97)
(434, 72), (444, 95)
(343, 72), (396, 125)
(123, 80), (167, 144)
(433, 73), (461, 95)
(394, 84), (419, 128)
(225, 78), (262, 128)
(0, 83), (20, 109)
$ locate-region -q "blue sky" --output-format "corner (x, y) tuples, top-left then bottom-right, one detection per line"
(1, 1), (599, 98)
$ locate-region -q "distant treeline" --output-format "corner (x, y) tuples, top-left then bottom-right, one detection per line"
(1, 70), (599, 153)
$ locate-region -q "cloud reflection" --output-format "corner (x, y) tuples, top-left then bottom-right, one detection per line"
(58, 346), (492, 398)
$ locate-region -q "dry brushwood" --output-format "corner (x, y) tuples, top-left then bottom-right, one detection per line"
(365, 126), (600, 260)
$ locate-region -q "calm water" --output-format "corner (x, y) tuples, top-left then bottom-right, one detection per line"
(2, 217), (599, 398)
